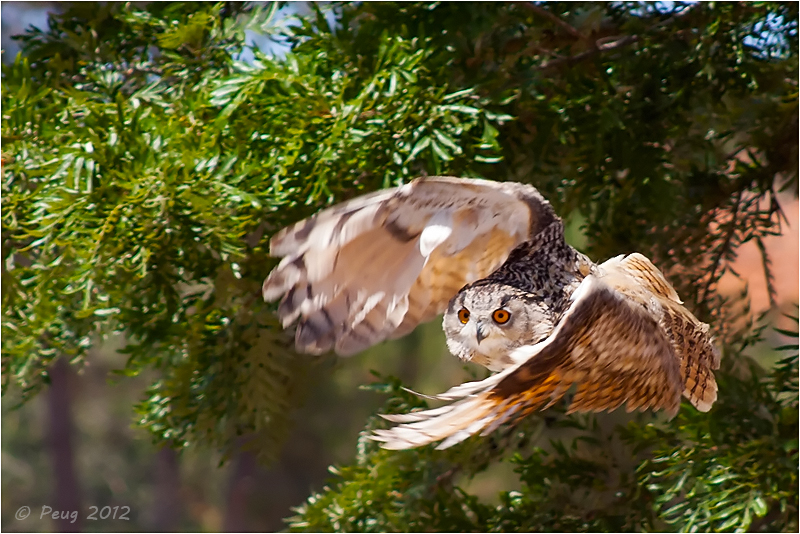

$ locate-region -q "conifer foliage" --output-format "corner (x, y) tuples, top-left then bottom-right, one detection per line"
(2, 2), (797, 531)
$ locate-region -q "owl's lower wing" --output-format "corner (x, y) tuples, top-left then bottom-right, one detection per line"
(600, 253), (721, 412)
(370, 275), (683, 450)
(263, 177), (557, 355)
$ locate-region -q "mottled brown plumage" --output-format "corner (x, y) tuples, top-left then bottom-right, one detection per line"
(263, 176), (720, 450)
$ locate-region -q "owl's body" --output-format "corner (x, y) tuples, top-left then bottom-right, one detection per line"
(263, 177), (720, 450)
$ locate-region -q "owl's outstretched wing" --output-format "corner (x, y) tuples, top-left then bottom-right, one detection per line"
(370, 274), (684, 450)
(263, 177), (558, 355)
(602, 253), (720, 411)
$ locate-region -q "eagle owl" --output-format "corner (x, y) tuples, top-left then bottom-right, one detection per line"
(263, 177), (720, 450)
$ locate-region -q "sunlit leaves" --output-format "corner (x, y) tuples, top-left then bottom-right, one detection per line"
(1, 1), (510, 464)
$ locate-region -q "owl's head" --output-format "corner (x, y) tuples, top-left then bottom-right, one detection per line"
(443, 282), (552, 372)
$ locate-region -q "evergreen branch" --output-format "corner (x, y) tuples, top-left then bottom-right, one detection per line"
(755, 235), (778, 308)
(699, 190), (743, 307)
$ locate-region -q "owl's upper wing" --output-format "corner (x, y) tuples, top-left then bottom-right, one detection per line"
(263, 176), (558, 355)
(370, 274), (683, 450)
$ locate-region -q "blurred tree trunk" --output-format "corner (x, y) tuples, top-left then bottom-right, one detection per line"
(150, 447), (183, 531)
(47, 356), (82, 532)
(223, 450), (256, 532)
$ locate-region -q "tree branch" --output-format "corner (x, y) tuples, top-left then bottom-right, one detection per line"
(537, 35), (639, 71)
(533, 3), (697, 71)
(519, 3), (593, 45)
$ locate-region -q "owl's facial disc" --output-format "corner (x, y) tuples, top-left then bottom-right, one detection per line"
(444, 286), (530, 372)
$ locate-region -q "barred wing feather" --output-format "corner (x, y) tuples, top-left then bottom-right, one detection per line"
(263, 176), (557, 355)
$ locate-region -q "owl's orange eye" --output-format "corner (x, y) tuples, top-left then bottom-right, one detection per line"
(492, 309), (511, 324)
(458, 308), (470, 324)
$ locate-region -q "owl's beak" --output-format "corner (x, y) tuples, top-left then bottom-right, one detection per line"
(475, 321), (487, 344)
